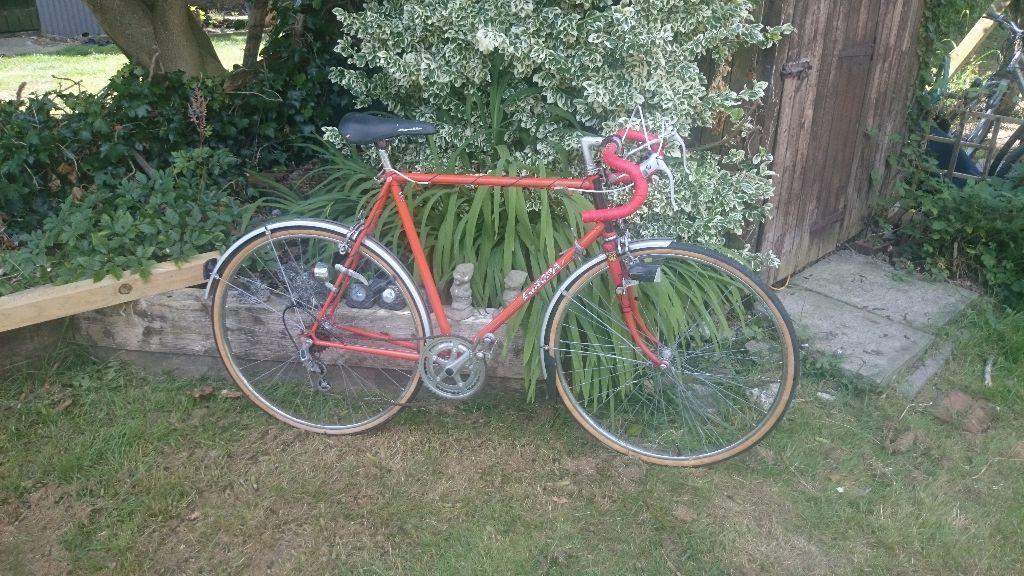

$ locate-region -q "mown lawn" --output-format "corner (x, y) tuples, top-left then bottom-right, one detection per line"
(1, 301), (1022, 575)
(0, 34), (247, 100)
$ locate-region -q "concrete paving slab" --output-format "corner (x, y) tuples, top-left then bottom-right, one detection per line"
(791, 250), (978, 333)
(899, 343), (955, 398)
(777, 288), (934, 383)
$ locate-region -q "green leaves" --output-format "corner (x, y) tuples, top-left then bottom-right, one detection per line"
(0, 148), (252, 295)
(898, 174), (1024, 307)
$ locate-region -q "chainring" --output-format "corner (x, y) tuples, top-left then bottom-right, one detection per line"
(418, 336), (487, 400)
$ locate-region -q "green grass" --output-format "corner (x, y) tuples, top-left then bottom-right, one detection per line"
(1, 301), (1023, 575)
(0, 34), (247, 100)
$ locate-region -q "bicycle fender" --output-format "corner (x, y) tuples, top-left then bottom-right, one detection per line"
(538, 238), (675, 381)
(203, 219), (432, 337)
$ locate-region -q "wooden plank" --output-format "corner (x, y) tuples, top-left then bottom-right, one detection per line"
(0, 252), (219, 333)
(949, 1), (1009, 75)
(760, 0), (838, 281)
(0, 320), (65, 373)
(809, 0), (880, 257)
(841, 0), (926, 241)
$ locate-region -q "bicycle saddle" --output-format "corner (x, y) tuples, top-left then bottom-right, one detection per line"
(337, 113), (436, 145)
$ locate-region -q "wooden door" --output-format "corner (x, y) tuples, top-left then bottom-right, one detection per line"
(757, 0), (925, 282)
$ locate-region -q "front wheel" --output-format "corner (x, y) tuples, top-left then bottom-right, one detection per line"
(545, 244), (799, 467)
(994, 139), (1024, 178)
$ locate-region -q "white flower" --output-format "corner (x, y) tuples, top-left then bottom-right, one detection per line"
(474, 28), (505, 54)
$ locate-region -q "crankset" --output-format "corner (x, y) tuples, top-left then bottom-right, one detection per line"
(418, 336), (487, 400)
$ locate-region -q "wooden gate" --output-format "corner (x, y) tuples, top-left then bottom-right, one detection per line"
(754, 0), (926, 282)
(0, 0), (40, 33)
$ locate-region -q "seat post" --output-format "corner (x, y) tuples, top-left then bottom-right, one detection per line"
(375, 140), (394, 172)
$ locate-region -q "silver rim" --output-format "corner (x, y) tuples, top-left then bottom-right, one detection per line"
(550, 248), (794, 463)
(213, 230), (426, 432)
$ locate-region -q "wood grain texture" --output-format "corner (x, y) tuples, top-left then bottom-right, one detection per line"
(0, 252), (219, 333)
(756, 0), (926, 282)
(73, 288), (528, 379)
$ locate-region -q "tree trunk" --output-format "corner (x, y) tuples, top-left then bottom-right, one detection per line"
(83, 0), (226, 78)
(242, 0), (270, 69)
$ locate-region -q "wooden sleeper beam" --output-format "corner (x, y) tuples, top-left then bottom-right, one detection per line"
(0, 252), (219, 333)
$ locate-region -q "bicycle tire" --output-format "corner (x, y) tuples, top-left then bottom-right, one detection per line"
(995, 125), (1024, 177)
(996, 143), (1024, 177)
(544, 243), (799, 467)
(210, 225), (427, 434)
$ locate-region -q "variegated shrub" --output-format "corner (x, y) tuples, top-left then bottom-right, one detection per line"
(325, 0), (789, 266)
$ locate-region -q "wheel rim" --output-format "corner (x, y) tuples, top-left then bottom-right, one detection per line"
(213, 230), (423, 432)
(550, 249), (796, 463)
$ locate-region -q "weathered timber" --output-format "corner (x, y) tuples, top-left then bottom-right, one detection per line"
(0, 319), (66, 373)
(73, 288), (527, 380)
(950, 1), (1010, 75)
(756, 0), (926, 282)
(0, 252), (218, 333)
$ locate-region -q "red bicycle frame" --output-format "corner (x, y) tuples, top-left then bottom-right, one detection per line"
(305, 132), (671, 368)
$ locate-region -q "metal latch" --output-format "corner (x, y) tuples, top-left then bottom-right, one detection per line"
(781, 59), (813, 80)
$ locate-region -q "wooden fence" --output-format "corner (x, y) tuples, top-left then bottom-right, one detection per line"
(749, 0), (927, 282)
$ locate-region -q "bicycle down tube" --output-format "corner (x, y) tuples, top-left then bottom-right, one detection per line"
(304, 171), (661, 364)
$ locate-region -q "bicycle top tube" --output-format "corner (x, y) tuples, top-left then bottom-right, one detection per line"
(379, 127), (667, 225)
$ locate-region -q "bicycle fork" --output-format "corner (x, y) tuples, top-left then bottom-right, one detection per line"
(603, 237), (670, 370)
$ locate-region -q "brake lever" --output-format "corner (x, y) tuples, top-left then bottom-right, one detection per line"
(640, 153), (678, 211)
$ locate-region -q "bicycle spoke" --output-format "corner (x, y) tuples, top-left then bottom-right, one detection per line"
(551, 248), (796, 465)
(214, 230), (424, 433)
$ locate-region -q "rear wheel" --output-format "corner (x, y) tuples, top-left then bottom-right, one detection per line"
(546, 244), (798, 467)
(211, 226), (427, 434)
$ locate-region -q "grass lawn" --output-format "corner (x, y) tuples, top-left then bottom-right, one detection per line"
(1, 301), (1022, 575)
(0, 34), (247, 100)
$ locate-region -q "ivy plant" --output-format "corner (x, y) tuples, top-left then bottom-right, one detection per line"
(0, 148), (257, 295)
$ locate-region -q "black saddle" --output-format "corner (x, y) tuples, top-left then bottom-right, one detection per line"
(337, 113), (436, 145)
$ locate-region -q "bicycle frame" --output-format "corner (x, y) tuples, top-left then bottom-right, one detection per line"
(303, 169), (666, 367)
(965, 15), (1024, 150)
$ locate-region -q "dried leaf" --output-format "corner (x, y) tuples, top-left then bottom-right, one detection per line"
(190, 385), (215, 399)
(55, 397), (73, 412)
(71, 187), (85, 202)
(219, 389), (243, 398)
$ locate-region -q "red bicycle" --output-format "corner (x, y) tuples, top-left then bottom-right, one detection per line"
(206, 113), (799, 466)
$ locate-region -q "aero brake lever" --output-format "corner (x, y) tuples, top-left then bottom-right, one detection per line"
(640, 153), (678, 211)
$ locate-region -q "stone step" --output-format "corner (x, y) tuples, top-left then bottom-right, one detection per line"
(777, 250), (977, 393)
